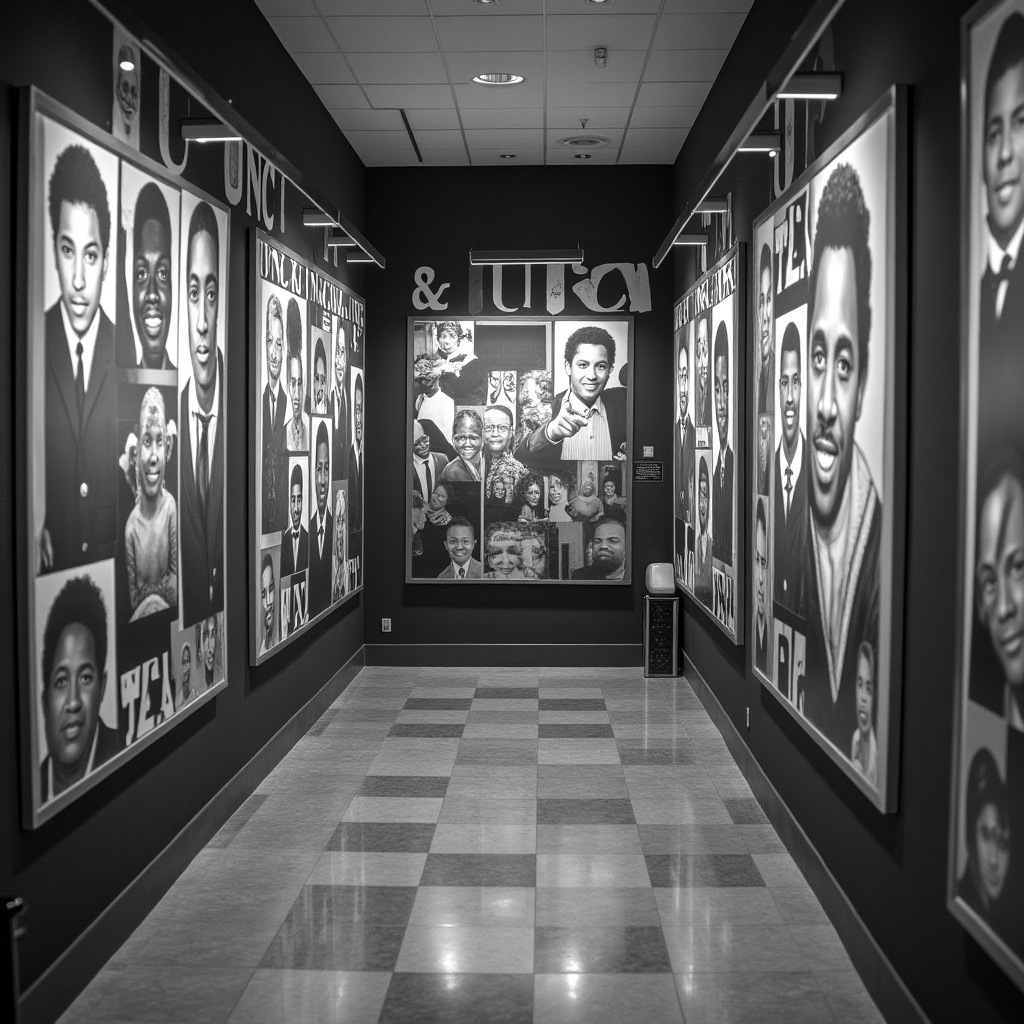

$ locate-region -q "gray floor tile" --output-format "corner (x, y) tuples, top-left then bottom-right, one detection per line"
(539, 698), (607, 710)
(753, 852), (810, 888)
(724, 797), (770, 824)
(741, 824), (789, 854)
(535, 926), (672, 973)
(357, 775), (449, 798)
(540, 711), (612, 725)
(536, 854), (651, 888)
(637, 824), (749, 855)
(306, 851), (427, 886)
(430, 823), (537, 854)
(396, 925), (534, 973)
(448, 765), (538, 797)
(439, 795), (538, 824)
(654, 886), (785, 927)
(227, 969), (391, 1024)
(771, 886), (831, 925)
(408, 886), (535, 928)
(534, 972), (684, 1024)
(817, 970), (886, 1022)
(537, 798), (635, 825)
(538, 765), (627, 799)
(378, 972), (534, 1024)
(535, 887), (662, 928)
(619, 747), (699, 765)
(420, 853), (537, 886)
(539, 724), (616, 738)
(473, 687), (540, 699)
(462, 723), (540, 739)
(342, 796), (443, 823)
(326, 822), (435, 853)
(788, 924), (855, 971)
(537, 825), (643, 855)
(404, 697), (474, 710)
(663, 925), (808, 973)
(389, 723), (466, 738)
(538, 739), (621, 765)
(676, 970), (834, 1023)
(645, 854), (765, 887)
(456, 740), (539, 765)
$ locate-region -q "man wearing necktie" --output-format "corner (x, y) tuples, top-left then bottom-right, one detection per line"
(307, 422), (334, 617)
(773, 322), (808, 617)
(262, 293), (288, 532)
(412, 419), (448, 498)
(179, 201), (224, 626)
(979, 13), (1024, 458)
(711, 321), (734, 567)
(41, 143), (118, 573)
(279, 462), (308, 579)
(348, 373), (364, 535)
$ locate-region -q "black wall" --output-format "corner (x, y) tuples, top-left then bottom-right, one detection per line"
(363, 165), (675, 653)
(0, 0), (366, 998)
(674, 0), (1024, 1021)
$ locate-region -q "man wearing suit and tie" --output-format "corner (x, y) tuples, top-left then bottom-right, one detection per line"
(438, 518), (482, 579)
(675, 339), (696, 524)
(262, 293), (288, 533)
(179, 201), (224, 626)
(280, 462), (308, 578)
(694, 457), (712, 604)
(40, 144), (118, 573)
(773, 322), (809, 616)
(307, 423), (334, 617)
(412, 419), (448, 497)
(349, 374), (364, 535)
(981, 13), (1024, 459)
(331, 319), (350, 480)
(711, 321), (733, 567)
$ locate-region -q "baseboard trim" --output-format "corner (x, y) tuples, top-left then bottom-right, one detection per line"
(364, 643), (643, 667)
(21, 645), (366, 1024)
(682, 652), (929, 1024)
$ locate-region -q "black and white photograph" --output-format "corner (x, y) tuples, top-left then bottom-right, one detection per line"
(407, 317), (633, 584)
(951, 0), (1024, 986)
(249, 230), (365, 664)
(749, 87), (905, 812)
(21, 92), (230, 827)
(673, 245), (744, 641)
(111, 26), (140, 151)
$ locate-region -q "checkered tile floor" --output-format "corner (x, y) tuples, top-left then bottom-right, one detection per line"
(60, 667), (885, 1023)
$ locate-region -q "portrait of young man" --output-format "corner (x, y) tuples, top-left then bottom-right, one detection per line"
(756, 241), (775, 423)
(675, 334), (695, 525)
(754, 498), (770, 676)
(311, 334), (329, 417)
(438, 516), (482, 579)
(38, 573), (120, 804)
(711, 320), (733, 567)
(307, 422), (334, 618)
(178, 199), (224, 627)
(262, 291), (288, 533)
(280, 462), (309, 578)
(285, 298), (309, 453)
(259, 551), (277, 656)
(349, 372), (364, 535)
(801, 163), (881, 753)
(693, 313), (711, 430)
(332, 318), (350, 479)
(412, 418), (449, 498)
(773, 320), (809, 616)
(41, 140), (118, 574)
(515, 325), (627, 474)
(694, 455), (712, 603)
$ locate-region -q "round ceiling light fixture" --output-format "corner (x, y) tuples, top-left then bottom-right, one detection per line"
(557, 135), (609, 148)
(499, 153), (517, 159)
(119, 58), (136, 71)
(573, 153), (592, 160)
(586, 0), (614, 5)
(472, 73), (525, 86)
(474, 0), (500, 5)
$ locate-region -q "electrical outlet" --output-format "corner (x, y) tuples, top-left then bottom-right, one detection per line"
(746, 707), (750, 729)
(382, 618), (392, 633)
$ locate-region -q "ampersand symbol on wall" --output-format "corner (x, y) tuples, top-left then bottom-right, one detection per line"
(412, 266), (450, 310)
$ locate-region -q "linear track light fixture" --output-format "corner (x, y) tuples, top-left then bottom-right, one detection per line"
(738, 132), (781, 154)
(694, 198), (728, 215)
(469, 249), (584, 266)
(346, 252), (376, 263)
(673, 234), (709, 247)
(326, 229), (358, 248)
(180, 118), (241, 143)
(776, 72), (843, 100)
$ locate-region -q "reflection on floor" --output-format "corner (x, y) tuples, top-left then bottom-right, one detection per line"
(59, 667), (885, 1023)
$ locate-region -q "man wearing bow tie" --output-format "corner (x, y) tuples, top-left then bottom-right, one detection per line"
(280, 462), (308, 578)
(307, 422), (334, 617)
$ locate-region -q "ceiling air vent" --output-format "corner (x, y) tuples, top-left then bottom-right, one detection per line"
(556, 136), (609, 149)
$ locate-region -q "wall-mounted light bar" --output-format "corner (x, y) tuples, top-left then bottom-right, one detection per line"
(346, 252), (376, 263)
(738, 132), (781, 153)
(673, 234), (709, 247)
(326, 229), (358, 248)
(181, 118), (241, 143)
(302, 209), (335, 228)
(469, 248), (584, 266)
(694, 198), (729, 215)
(776, 72), (843, 100)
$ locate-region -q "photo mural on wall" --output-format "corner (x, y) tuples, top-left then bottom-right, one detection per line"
(673, 244), (745, 642)
(250, 231), (365, 664)
(951, 0), (1024, 988)
(749, 87), (906, 813)
(407, 317), (633, 583)
(20, 90), (230, 827)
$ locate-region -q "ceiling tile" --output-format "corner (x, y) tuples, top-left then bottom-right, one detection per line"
(312, 82), (370, 107)
(256, 0), (319, 16)
(291, 51), (355, 83)
(361, 150), (422, 166)
(429, 0), (542, 12)
(643, 48), (728, 81)
(546, 0), (662, 11)
(545, 147), (619, 164)
(323, 16), (437, 51)
(465, 127), (544, 149)
(470, 149), (545, 165)
(460, 107), (544, 128)
(445, 50), (545, 83)
(547, 127), (624, 149)
(547, 106), (631, 129)
(364, 83), (455, 108)
(345, 129), (416, 152)
(267, 16), (335, 51)
(329, 108), (405, 130)
(434, 15), (543, 51)
(653, 13), (747, 49)
(453, 80), (544, 107)
(347, 51), (448, 84)
(546, 80), (638, 107)
(317, 0), (427, 13)
(405, 108), (462, 129)
(414, 129), (466, 150)
(546, 14), (658, 51)
(546, 49), (648, 85)
(421, 149), (472, 166)
(620, 126), (689, 161)
(637, 81), (711, 106)
(628, 105), (699, 128)
(663, 0), (752, 12)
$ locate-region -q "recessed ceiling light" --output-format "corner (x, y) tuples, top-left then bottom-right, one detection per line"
(586, 0), (614, 5)
(573, 153), (592, 160)
(472, 73), (525, 86)
(557, 135), (609, 148)
(119, 59), (136, 71)
(474, 0), (500, 5)
(499, 153), (517, 159)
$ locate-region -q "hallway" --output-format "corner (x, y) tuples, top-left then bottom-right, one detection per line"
(58, 667), (884, 1023)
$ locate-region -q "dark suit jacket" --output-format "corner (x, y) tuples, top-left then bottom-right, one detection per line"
(307, 508), (333, 617)
(439, 557), (483, 579)
(438, 353), (486, 406)
(331, 388), (349, 481)
(675, 416), (695, 524)
(44, 303), (118, 571)
(280, 525), (309, 578)
(262, 382), (288, 534)
(979, 248), (1024, 456)
(572, 563), (619, 581)
(693, 529), (712, 604)
(754, 616), (768, 675)
(179, 355), (224, 626)
(514, 387), (628, 476)
(39, 719), (121, 801)
(349, 445), (363, 532)
(712, 445), (733, 566)
(412, 453), (449, 496)
(773, 441), (809, 617)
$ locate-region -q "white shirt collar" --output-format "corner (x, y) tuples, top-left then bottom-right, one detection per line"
(60, 299), (101, 394)
(450, 560), (470, 577)
(988, 215), (1024, 274)
(780, 431), (804, 483)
